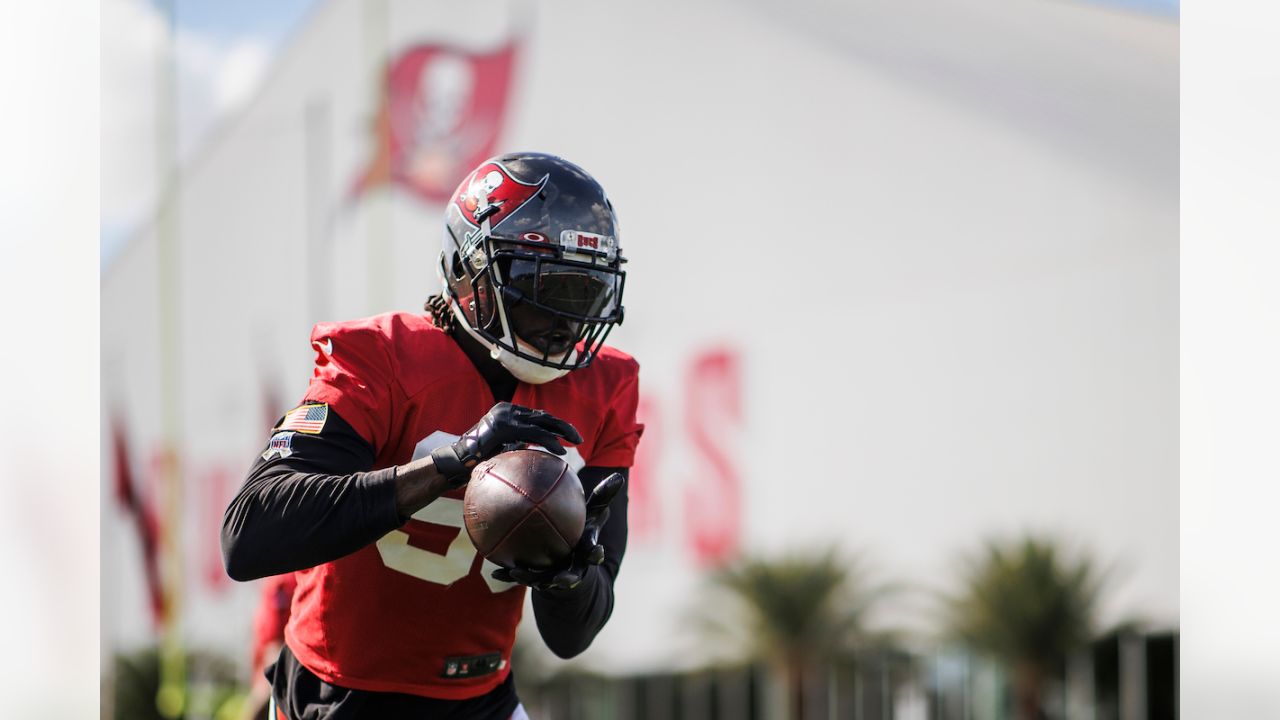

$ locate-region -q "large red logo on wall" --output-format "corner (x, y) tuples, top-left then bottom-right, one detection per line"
(628, 347), (745, 567)
(351, 41), (520, 204)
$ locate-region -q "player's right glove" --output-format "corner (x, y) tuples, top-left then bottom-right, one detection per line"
(429, 402), (582, 489)
(490, 472), (625, 591)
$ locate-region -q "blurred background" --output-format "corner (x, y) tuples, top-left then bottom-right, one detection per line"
(99, 0), (1178, 717)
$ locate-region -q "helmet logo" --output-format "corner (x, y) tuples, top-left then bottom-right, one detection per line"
(452, 161), (547, 229)
(460, 170), (505, 216)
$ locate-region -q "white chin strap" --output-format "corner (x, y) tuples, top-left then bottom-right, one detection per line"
(450, 301), (572, 385)
(493, 346), (572, 385)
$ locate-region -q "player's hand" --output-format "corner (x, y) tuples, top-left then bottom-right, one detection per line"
(490, 472), (625, 591)
(429, 402), (582, 488)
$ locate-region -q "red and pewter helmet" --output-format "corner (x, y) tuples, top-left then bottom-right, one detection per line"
(438, 152), (627, 384)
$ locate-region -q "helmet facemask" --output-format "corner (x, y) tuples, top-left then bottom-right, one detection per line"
(437, 153), (628, 383)
(440, 223), (626, 381)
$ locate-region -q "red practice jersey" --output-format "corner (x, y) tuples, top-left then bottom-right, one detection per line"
(283, 312), (642, 699)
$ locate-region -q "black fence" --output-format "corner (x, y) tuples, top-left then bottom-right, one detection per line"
(519, 632), (1177, 720)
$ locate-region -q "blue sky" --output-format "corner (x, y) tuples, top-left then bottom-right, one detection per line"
(1086, 0), (1179, 16)
(158, 0), (1176, 49)
(157, 0), (320, 47)
(101, 0), (323, 269)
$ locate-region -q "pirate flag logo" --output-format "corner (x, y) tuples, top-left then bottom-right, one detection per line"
(351, 40), (520, 204)
(451, 161), (547, 230)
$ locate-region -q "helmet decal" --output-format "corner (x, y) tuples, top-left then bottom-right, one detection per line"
(452, 161), (547, 230)
(560, 229), (617, 261)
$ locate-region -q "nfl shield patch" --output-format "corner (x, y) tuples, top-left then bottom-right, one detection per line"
(278, 403), (329, 434)
(262, 431), (296, 460)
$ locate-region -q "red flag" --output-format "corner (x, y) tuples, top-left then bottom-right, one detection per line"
(110, 420), (166, 627)
(352, 41), (520, 204)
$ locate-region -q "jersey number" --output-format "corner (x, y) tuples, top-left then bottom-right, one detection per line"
(374, 430), (515, 593)
(375, 498), (515, 593)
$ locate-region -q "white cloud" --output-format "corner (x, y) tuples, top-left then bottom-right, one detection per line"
(101, 0), (272, 263)
(101, 0), (164, 241)
(214, 40), (271, 112)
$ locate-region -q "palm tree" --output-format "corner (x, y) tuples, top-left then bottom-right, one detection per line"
(944, 536), (1106, 720)
(695, 547), (890, 719)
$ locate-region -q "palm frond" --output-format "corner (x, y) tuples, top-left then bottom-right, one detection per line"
(693, 546), (892, 664)
(943, 535), (1106, 672)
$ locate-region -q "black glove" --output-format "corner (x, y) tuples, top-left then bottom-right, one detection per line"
(490, 472), (625, 591)
(430, 402), (582, 488)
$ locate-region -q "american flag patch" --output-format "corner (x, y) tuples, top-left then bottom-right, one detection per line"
(278, 403), (329, 434)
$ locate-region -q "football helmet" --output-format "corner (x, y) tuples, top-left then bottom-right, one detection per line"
(438, 152), (627, 384)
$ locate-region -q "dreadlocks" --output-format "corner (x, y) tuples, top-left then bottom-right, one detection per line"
(424, 293), (456, 333)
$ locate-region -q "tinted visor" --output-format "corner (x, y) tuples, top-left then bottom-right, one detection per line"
(505, 301), (581, 356)
(501, 257), (619, 320)
(496, 255), (621, 357)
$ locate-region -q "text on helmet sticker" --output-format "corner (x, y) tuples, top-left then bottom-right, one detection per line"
(560, 230), (617, 260)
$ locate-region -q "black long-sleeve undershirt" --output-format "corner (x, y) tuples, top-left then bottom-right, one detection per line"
(221, 412), (400, 581)
(533, 472), (628, 659)
(220, 409), (629, 663)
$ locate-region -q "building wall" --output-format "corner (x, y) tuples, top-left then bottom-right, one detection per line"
(102, 0), (1178, 675)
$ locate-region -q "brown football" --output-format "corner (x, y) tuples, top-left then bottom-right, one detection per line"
(463, 449), (586, 570)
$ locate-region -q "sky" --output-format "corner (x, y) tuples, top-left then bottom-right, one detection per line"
(100, 0), (318, 268)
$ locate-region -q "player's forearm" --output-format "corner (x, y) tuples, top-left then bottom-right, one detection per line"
(530, 466), (629, 658)
(221, 465), (402, 581)
(391, 454), (454, 517)
(530, 537), (627, 658)
(222, 455), (455, 581)
(530, 565), (616, 658)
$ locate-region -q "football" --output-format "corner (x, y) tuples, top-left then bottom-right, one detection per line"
(463, 449), (587, 570)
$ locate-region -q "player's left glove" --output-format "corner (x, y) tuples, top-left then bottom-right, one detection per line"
(490, 472), (625, 591)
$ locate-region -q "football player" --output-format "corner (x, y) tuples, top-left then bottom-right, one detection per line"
(222, 152), (641, 719)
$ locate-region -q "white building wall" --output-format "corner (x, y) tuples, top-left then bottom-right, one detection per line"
(102, 0), (1178, 675)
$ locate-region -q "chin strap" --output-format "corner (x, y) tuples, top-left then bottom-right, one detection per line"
(495, 348), (571, 385)
(445, 298), (571, 385)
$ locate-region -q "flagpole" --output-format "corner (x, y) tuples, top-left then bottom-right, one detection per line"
(363, 0), (393, 315)
(154, 0), (186, 715)
(305, 98), (333, 326)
